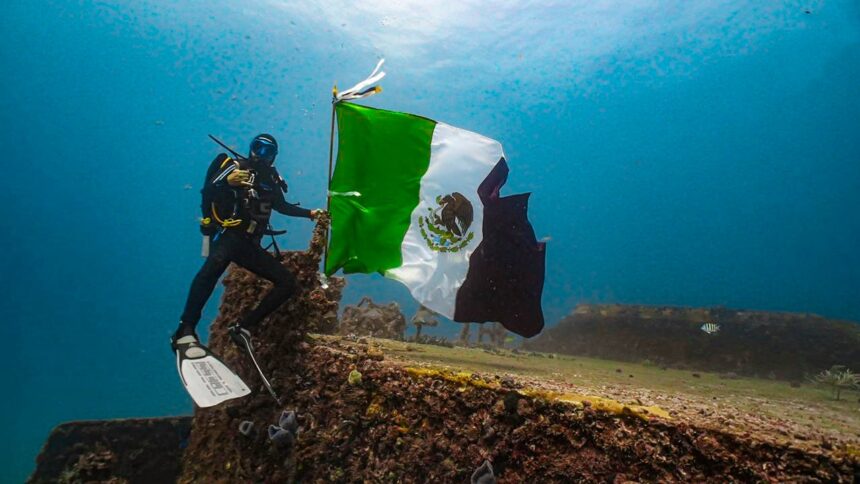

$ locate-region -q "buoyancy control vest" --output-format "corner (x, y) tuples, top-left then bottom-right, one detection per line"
(199, 153), (291, 238)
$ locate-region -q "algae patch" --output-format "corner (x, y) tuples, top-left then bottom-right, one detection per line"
(404, 365), (670, 421)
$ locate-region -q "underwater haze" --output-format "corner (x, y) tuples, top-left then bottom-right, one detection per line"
(3, 0), (860, 481)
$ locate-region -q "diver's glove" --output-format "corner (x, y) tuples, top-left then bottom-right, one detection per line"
(227, 169), (253, 187)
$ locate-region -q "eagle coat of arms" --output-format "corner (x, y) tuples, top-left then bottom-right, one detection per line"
(418, 192), (475, 253)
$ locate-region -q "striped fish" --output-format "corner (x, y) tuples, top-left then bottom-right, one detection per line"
(700, 322), (720, 335)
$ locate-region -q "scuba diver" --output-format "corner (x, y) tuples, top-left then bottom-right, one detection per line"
(171, 133), (323, 381)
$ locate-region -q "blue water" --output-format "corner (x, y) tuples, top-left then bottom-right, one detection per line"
(3, 1), (859, 481)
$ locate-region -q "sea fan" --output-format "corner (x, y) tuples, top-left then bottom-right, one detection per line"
(812, 366), (860, 400)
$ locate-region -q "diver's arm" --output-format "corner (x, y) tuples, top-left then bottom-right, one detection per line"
(266, 168), (322, 219)
(272, 192), (314, 219)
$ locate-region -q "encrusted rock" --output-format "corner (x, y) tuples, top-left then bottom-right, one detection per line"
(339, 297), (407, 340)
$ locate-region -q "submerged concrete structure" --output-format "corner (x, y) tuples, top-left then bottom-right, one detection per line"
(526, 303), (860, 380)
(29, 222), (860, 482)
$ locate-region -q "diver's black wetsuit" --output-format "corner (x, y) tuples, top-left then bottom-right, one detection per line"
(178, 153), (312, 335)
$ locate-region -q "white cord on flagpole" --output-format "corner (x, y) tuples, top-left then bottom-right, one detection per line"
(335, 59), (386, 101)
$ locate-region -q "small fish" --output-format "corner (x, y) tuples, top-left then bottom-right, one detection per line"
(183, 184), (193, 190)
(700, 323), (720, 335)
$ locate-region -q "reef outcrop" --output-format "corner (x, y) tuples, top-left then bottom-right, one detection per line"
(174, 222), (857, 481)
(28, 222), (860, 482)
(28, 417), (191, 483)
(524, 304), (860, 381)
(179, 336), (860, 482)
(338, 296), (407, 340)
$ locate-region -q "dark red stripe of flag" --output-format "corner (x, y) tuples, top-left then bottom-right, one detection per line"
(453, 158), (547, 338)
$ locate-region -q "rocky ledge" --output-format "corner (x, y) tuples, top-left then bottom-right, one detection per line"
(29, 221), (860, 482)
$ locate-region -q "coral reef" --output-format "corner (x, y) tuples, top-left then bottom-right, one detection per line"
(338, 297), (407, 340)
(458, 320), (510, 348)
(524, 304), (860, 380)
(175, 222), (858, 482)
(179, 335), (858, 482)
(30, 223), (860, 482)
(28, 417), (191, 483)
(476, 322), (509, 347)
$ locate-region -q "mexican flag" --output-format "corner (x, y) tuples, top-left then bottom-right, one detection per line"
(325, 102), (546, 338)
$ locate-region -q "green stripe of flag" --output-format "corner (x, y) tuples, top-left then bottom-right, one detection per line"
(325, 102), (437, 275)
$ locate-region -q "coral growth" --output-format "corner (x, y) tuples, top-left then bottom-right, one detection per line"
(525, 303), (860, 380)
(180, 335), (858, 482)
(338, 297), (406, 340)
(175, 221), (859, 482)
(29, 417), (191, 483)
(813, 366), (860, 401)
(411, 304), (439, 340)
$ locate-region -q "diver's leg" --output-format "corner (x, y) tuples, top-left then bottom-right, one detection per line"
(176, 234), (234, 337)
(232, 240), (299, 329)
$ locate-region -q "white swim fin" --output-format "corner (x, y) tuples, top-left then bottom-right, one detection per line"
(174, 336), (251, 408)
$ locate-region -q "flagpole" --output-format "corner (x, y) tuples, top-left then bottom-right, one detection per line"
(323, 86), (337, 271)
(321, 60), (384, 274)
